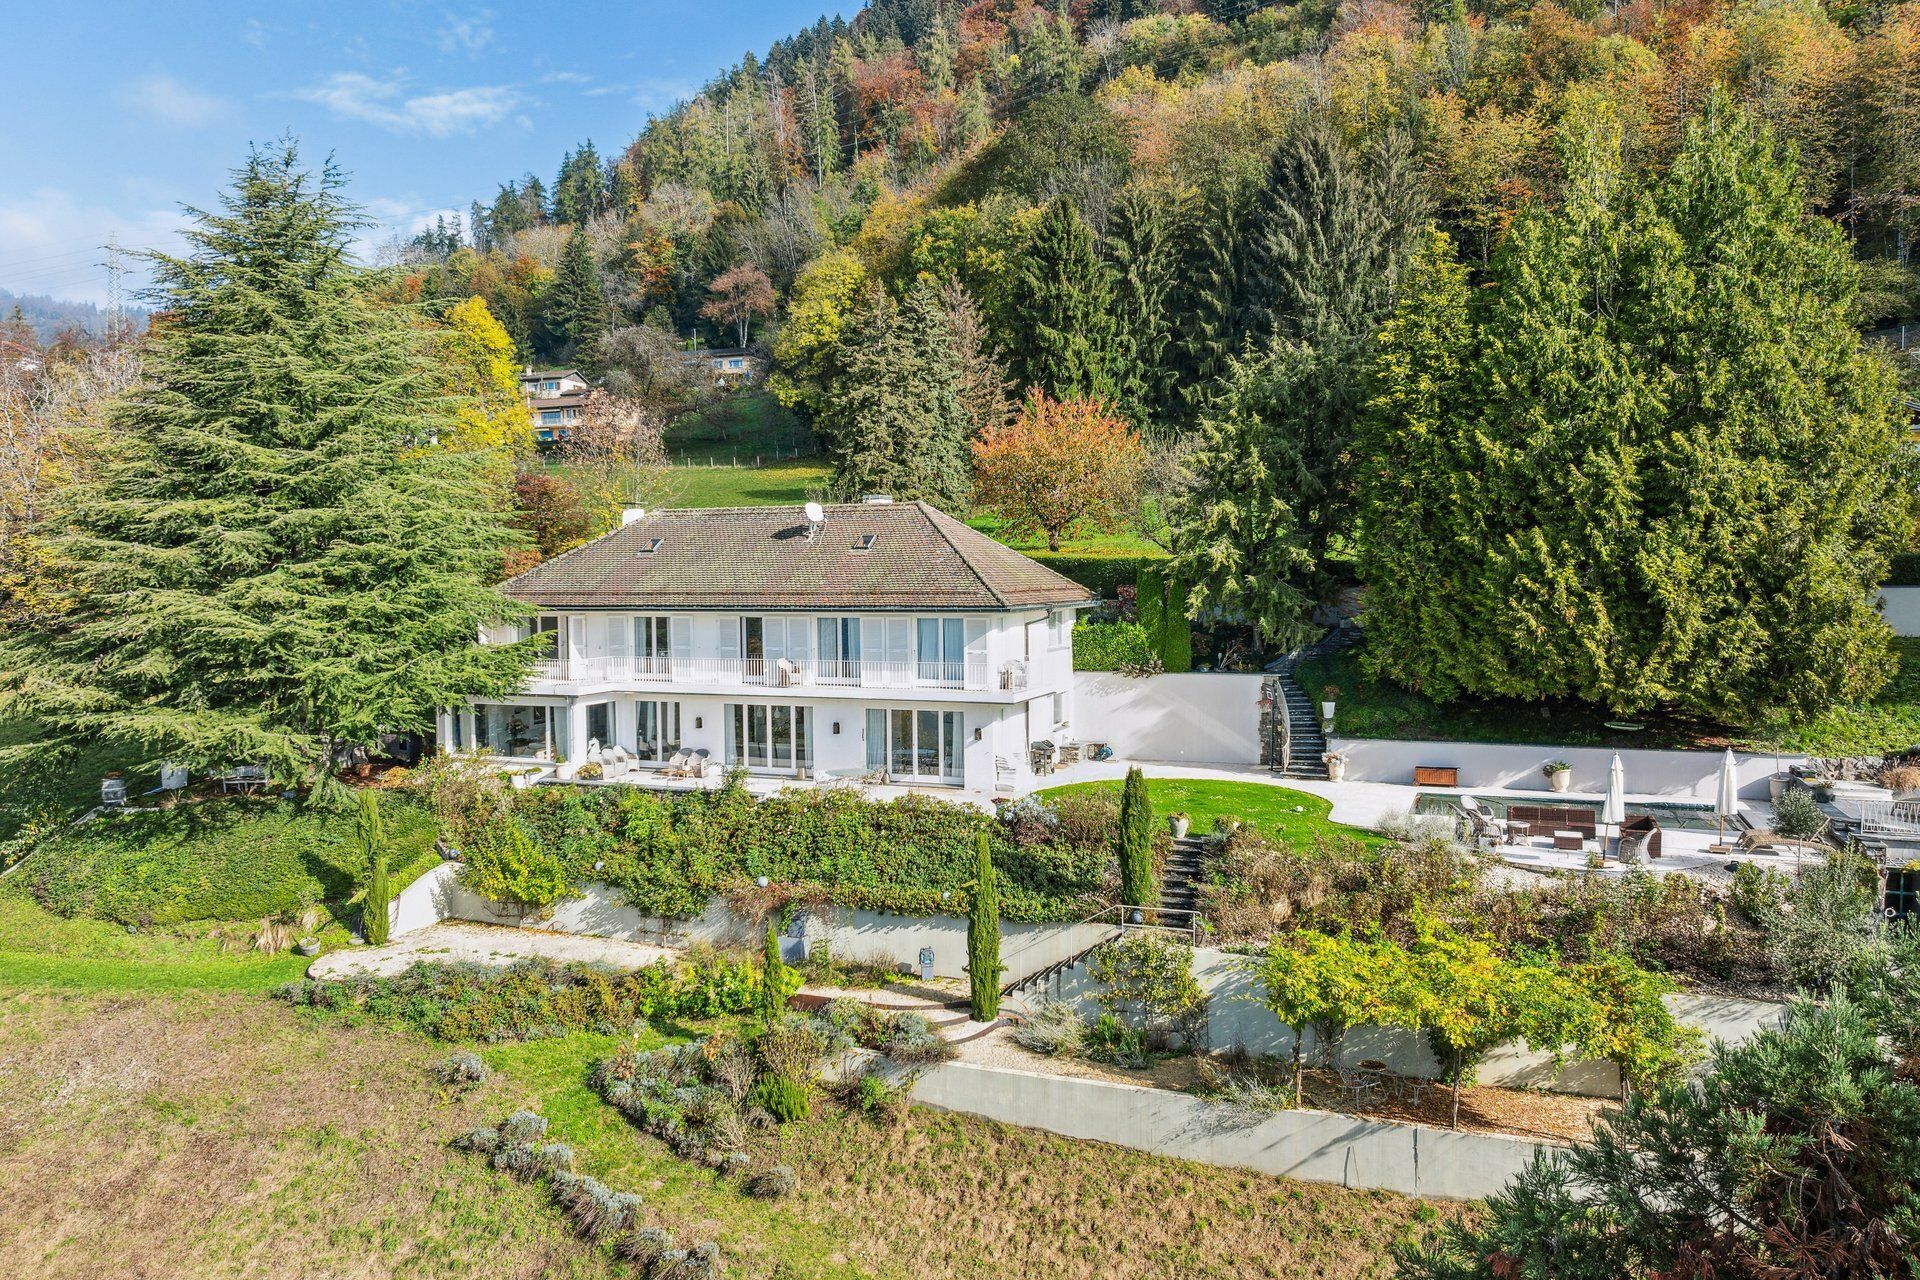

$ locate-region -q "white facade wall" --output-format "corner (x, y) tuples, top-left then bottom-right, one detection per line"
(1331, 737), (1805, 801)
(1879, 587), (1920, 637)
(1073, 672), (1265, 763)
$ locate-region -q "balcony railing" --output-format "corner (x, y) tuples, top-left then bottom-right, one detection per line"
(529, 654), (1021, 693)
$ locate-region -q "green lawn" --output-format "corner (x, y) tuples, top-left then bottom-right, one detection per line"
(2, 792), (442, 926)
(1036, 777), (1385, 848)
(1298, 639), (1920, 757)
(659, 457), (833, 507)
(0, 895), (1465, 1278)
(663, 391), (811, 463)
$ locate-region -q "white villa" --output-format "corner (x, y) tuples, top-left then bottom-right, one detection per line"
(439, 500), (1092, 794)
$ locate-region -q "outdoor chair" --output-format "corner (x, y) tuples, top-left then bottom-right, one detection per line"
(1335, 1067), (1381, 1107)
(601, 746), (635, 780)
(659, 750), (694, 777)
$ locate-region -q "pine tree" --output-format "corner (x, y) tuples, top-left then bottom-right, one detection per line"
(0, 142), (531, 786)
(1173, 178), (1256, 417)
(824, 283), (972, 507)
(1004, 196), (1123, 401)
(966, 833), (1002, 1021)
(547, 224), (612, 368)
(1107, 186), (1190, 432)
(1117, 767), (1157, 912)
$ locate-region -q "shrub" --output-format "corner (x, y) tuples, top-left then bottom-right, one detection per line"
(1010, 1001), (1085, 1056)
(881, 1012), (957, 1065)
(355, 791), (392, 945)
(1116, 768), (1157, 911)
(1082, 1013), (1148, 1067)
(450, 1125), (500, 1153)
(754, 1014), (826, 1082)
(616, 1226), (675, 1268)
(1730, 863), (1788, 928)
(499, 1110), (548, 1146)
(850, 1071), (906, 1118)
(743, 1163), (797, 1199)
(1073, 620), (1156, 671)
(277, 955), (758, 1041)
(1088, 932), (1206, 1050)
(459, 819), (574, 908)
(1024, 549), (1169, 596)
(434, 1051), (491, 1088)
(749, 1074), (812, 1124)
(1771, 852), (1879, 992)
(1771, 786), (1827, 839)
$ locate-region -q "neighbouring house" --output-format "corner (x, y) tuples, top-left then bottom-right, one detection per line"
(684, 347), (761, 386)
(520, 366), (591, 444)
(440, 499), (1092, 793)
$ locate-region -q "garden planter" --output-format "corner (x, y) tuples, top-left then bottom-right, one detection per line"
(1169, 816), (1191, 839)
(1320, 701), (1336, 723)
(1326, 756), (1348, 782)
(1548, 768), (1572, 793)
(1768, 773), (1791, 802)
(296, 938), (321, 957)
(508, 770), (534, 791)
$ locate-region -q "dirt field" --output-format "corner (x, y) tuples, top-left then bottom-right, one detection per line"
(0, 974), (1470, 1279)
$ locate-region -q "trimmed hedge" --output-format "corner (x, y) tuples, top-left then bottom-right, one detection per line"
(1026, 549), (1171, 596)
(1073, 620), (1157, 671)
(4, 794), (441, 925)
(467, 784), (1110, 923)
(1886, 552), (1920, 587)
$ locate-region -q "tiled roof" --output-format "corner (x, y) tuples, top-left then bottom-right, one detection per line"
(501, 502), (1094, 612)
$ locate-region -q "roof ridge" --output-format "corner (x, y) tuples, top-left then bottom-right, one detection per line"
(915, 501), (1013, 610)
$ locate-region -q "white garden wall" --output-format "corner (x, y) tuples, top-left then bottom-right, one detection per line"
(1331, 737), (1805, 801)
(907, 1062), (1551, 1201)
(1073, 672), (1264, 763)
(1879, 587), (1920, 637)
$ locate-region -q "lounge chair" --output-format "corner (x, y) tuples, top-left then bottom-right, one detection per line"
(600, 745), (635, 780)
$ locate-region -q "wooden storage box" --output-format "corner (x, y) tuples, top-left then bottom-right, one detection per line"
(1413, 766), (1459, 787)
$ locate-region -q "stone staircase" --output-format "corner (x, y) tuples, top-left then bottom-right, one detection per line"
(1159, 835), (1210, 918)
(1268, 628), (1361, 782)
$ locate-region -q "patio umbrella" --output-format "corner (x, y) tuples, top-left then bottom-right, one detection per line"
(1602, 754), (1627, 857)
(1715, 748), (1740, 847)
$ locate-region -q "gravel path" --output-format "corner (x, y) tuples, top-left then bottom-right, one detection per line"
(307, 922), (677, 979)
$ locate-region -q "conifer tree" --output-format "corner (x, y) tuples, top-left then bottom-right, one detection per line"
(547, 224), (612, 368)
(0, 142), (532, 787)
(823, 283), (972, 507)
(966, 833), (1002, 1021)
(1107, 186), (1190, 431)
(355, 789), (391, 944)
(1357, 94), (1911, 719)
(1117, 767), (1157, 912)
(759, 920), (801, 1026)
(1004, 196), (1123, 401)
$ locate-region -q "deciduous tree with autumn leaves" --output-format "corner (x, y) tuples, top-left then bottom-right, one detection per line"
(970, 391), (1145, 552)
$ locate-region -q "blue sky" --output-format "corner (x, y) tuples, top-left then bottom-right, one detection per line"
(0, 1), (840, 306)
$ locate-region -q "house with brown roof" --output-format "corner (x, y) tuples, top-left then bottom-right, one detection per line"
(519, 366), (591, 444)
(439, 499), (1093, 794)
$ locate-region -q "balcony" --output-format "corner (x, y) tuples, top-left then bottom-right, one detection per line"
(527, 654), (1028, 695)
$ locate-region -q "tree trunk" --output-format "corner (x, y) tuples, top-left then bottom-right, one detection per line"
(1047, 527), (1061, 552)
(1450, 1050), (1463, 1128)
(1291, 1034), (1303, 1105)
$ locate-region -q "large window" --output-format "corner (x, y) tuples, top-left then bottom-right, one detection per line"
(817, 616), (861, 682)
(474, 704), (560, 759)
(917, 618), (966, 685)
(634, 616), (672, 672)
(634, 700), (681, 761)
(585, 702), (612, 749)
(726, 703), (812, 771)
(865, 707), (963, 783)
(741, 616), (810, 682)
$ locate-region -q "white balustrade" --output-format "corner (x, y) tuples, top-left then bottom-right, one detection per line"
(522, 652), (994, 693)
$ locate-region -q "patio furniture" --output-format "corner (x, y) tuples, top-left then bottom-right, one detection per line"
(1414, 766), (1459, 787)
(220, 764), (269, 794)
(1508, 805), (1597, 842)
(1336, 1066), (1382, 1106)
(1736, 827), (1827, 858)
(1505, 820), (1531, 845)
(1390, 1073), (1429, 1104)
(600, 746), (635, 780)
(99, 776), (127, 808)
(1620, 812), (1663, 859)
(1553, 829), (1585, 852)
(1030, 740), (1056, 775)
(657, 750), (694, 777)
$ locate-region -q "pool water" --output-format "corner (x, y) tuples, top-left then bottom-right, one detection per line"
(1413, 793), (1722, 834)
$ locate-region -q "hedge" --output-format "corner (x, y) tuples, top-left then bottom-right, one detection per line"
(1025, 548), (1171, 596)
(1073, 620), (1157, 671)
(4, 794), (441, 925)
(467, 784), (1111, 924)
(1886, 552), (1920, 587)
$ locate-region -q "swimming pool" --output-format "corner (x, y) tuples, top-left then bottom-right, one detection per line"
(1412, 793), (1721, 833)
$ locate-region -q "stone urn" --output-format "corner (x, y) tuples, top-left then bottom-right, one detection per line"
(1546, 764), (1573, 793)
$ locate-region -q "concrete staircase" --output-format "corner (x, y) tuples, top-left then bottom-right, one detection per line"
(1159, 835), (1210, 917)
(1269, 628), (1361, 782)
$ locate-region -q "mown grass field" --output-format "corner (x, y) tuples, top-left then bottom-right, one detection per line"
(1034, 779), (1385, 849)
(0, 890), (1464, 1279)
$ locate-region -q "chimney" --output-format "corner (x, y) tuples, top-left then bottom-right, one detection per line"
(621, 507), (646, 525)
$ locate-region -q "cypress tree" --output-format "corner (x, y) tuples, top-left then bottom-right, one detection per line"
(0, 142), (531, 787)
(1117, 767), (1157, 912)
(759, 920), (799, 1026)
(1004, 196), (1123, 401)
(355, 790), (391, 944)
(1160, 577), (1193, 673)
(966, 833), (1002, 1021)
(547, 224), (611, 368)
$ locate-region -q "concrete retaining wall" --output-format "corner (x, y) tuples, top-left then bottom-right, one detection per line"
(1331, 737), (1805, 801)
(1074, 672), (1265, 764)
(907, 1061), (1550, 1201)
(1880, 587), (1920, 637)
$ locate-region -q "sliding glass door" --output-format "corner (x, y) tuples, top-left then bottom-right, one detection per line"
(865, 707), (964, 783)
(633, 700), (681, 761)
(725, 703), (813, 771)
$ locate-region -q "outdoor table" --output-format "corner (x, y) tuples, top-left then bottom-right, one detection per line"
(1505, 820), (1530, 845)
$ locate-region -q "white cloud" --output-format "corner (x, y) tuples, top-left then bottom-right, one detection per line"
(121, 74), (232, 128)
(437, 9), (496, 56)
(291, 71), (526, 137)
(584, 77), (695, 112)
(242, 19), (269, 50)
(0, 190), (189, 306)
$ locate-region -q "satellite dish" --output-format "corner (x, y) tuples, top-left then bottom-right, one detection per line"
(804, 501), (825, 524)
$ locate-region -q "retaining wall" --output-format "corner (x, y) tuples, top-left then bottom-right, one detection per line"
(907, 1061), (1551, 1201)
(1074, 672), (1265, 763)
(1331, 737), (1805, 801)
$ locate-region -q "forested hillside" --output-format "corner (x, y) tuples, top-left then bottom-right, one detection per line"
(386, 0), (1920, 720)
